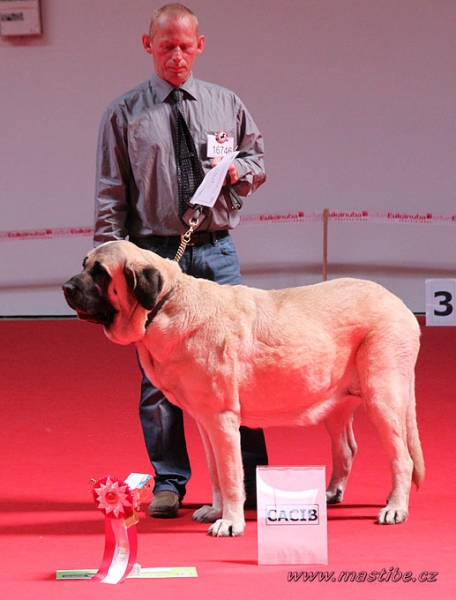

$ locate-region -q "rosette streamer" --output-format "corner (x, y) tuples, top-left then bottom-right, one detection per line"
(91, 475), (138, 584)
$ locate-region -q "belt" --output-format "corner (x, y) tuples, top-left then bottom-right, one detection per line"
(135, 230), (229, 248)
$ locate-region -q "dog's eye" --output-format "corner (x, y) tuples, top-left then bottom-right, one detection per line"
(90, 261), (111, 290)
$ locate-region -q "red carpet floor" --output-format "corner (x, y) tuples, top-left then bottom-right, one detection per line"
(0, 318), (454, 599)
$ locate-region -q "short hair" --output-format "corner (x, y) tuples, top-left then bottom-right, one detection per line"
(149, 3), (199, 38)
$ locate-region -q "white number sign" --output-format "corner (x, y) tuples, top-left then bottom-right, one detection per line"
(425, 279), (456, 326)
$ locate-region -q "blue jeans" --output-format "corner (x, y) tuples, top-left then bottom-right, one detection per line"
(133, 234), (268, 500)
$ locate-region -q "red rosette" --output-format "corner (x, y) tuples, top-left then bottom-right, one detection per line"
(92, 475), (135, 519)
(215, 130), (228, 143)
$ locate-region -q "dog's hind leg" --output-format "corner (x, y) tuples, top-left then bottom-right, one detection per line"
(356, 308), (421, 523)
(364, 392), (415, 524)
(358, 345), (418, 525)
(325, 400), (358, 504)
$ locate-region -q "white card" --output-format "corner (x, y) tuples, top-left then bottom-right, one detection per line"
(207, 133), (235, 157)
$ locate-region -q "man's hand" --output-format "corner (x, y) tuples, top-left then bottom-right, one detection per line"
(211, 156), (239, 184)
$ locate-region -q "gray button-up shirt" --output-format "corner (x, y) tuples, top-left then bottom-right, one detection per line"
(94, 73), (266, 241)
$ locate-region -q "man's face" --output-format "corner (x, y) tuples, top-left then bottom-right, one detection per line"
(142, 15), (204, 87)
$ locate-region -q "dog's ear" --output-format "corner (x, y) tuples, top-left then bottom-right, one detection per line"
(124, 264), (163, 309)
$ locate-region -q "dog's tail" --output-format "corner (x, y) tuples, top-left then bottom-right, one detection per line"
(407, 380), (425, 489)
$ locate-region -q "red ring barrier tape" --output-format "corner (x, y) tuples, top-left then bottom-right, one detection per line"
(1, 212), (456, 241)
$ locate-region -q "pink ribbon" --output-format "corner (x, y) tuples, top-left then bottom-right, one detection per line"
(91, 476), (138, 584)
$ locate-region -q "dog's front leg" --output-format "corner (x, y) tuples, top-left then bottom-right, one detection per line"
(198, 414), (246, 537)
(192, 423), (223, 523)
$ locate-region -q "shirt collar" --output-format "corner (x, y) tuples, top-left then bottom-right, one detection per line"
(150, 72), (198, 103)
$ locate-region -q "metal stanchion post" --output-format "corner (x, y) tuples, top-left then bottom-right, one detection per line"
(322, 208), (329, 281)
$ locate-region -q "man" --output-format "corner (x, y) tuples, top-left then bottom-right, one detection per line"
(94, 3), (268, 518)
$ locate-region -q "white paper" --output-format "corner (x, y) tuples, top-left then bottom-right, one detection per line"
(190, 151), (239, 208)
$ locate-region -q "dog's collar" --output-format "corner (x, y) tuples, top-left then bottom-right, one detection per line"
(145, 288), (173, 328)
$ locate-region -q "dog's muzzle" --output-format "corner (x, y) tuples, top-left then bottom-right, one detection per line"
(62, 277), (117, 327)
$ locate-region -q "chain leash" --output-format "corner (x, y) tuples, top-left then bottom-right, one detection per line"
(174, 217), (199, 263)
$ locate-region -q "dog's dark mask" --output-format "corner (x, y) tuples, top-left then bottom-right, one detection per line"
(62, 260), (117, 326)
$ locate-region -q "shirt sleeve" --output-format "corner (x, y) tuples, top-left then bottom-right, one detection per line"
(231, 99), (266, 197)
(93, 106), (131, 246)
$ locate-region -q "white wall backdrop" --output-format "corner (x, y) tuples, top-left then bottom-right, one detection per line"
(1, 0), (455, 315)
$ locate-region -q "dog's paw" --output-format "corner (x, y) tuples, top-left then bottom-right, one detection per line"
(326, 487), (344, 504)
(377, 506), (408, 524)
(192, 505), (222, 523)
(208, 518), (245, 537)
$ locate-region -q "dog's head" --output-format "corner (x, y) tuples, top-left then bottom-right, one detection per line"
(62, 241), (180, 344)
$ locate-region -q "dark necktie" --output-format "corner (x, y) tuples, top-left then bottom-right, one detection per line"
(171, 88), (205, 216)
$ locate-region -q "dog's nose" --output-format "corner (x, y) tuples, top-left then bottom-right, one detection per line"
(62, 278), (81, 300)
(62, 280), (75, 297)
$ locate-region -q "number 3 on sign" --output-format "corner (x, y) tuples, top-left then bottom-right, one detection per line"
(425, 279), (456, 326)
